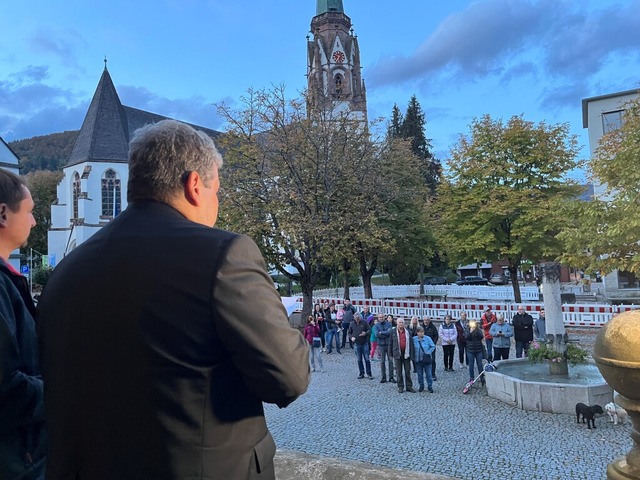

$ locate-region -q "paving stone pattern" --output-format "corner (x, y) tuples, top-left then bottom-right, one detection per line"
(265, 329), (630, 480)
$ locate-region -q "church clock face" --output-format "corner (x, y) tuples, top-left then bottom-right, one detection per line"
(332, 50), (345, 63)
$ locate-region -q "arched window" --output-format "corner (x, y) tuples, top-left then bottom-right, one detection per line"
(72, 172), (80, 220)
(334, 74), (343, 95)
(101, 169), (121, 217)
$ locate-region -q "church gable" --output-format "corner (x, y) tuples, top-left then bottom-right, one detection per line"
(66, 67), (130, 167)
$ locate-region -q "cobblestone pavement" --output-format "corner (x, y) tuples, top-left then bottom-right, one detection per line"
(265, 329), (630, 480)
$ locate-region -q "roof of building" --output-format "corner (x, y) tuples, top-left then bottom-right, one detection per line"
(0, 135), (20, 170)
(316, 0), (344, 15)
(581, 88), (640, 129)
(65, 67), (220, 168)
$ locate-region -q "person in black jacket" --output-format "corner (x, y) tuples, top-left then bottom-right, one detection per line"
(455, 312), (470, 367)
(512, 306), (534, 358)
(348, 313), (372, 379)
(37, 120), (309, 480)
(0, 169), (46, 480)
(465, 321), (485, 385)
(421, 316), (439, 380)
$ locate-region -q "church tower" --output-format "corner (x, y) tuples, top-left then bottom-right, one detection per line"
(307, 0), (367, 121)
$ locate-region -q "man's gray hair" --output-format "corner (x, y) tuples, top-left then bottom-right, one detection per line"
(127, 120), (223, 202)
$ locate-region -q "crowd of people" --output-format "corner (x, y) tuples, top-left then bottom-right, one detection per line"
(304, 302), (542, 392)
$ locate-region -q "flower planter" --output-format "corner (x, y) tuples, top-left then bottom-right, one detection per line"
(548, 359), (569, 376)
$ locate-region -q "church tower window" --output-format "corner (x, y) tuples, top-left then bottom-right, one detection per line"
(101, 169), (121, 217)
(335, 74), (344, 96)
(72, 172), (80, 221)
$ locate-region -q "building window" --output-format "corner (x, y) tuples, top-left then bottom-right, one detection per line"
(334, 74), (343, 95)
(101, 169), (121, 217)
(618, 270), (639, 289)
(602, 110), (624, 133)
(72, 172), (80, 220)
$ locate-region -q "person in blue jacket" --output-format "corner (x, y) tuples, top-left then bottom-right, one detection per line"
(489, 314), (514, 361)
(413, 326), (436, 393)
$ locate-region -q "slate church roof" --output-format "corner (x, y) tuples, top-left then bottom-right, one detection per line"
(65, 67), (220, 168)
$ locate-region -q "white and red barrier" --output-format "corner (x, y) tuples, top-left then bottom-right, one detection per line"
(291, 297), (633, 328)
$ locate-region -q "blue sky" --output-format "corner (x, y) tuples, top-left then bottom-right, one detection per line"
(2, 0), (639, 174)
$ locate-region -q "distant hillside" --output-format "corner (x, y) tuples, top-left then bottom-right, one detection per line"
(9, 130), (78, 173)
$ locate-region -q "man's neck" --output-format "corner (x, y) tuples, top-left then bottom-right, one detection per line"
(0, 247), (12, 262)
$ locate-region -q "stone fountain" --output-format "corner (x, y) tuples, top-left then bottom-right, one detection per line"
(485, 262), (613, 414)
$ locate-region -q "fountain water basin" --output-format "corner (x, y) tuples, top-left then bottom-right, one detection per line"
(485, 358), (613, 414)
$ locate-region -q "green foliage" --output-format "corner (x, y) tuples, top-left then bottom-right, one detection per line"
(558, 97), (640, 274)
(387, 95), (441, 195)
(33, 266), (54, 287)
(24, 170), (63, 254)
(434, 114), (581, 302)
(528, 341), (589, 366)
(217, 86), (392, 311)
(9, 131), (78, 172)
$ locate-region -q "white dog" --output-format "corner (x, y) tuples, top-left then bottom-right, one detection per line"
(605, 402), (628, 425)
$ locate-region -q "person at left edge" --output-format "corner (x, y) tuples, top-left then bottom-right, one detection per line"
(0, 169), (45, 480)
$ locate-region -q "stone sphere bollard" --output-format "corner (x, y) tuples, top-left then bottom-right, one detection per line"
(594, 310), (640, 479)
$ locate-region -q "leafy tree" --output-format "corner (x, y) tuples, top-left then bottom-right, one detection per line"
(387, 104), (403, 139)
(24, 170), (63, 254)
(434, 114), (581, 302)
(349, 137), (427, 297)
(399, 95), (441, 195)
(558, 97), (640, 273)
(216, 86), (383, 315)
(384, 97), (441, 290)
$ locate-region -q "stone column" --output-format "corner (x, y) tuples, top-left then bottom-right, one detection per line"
(540, 262), (565, 354)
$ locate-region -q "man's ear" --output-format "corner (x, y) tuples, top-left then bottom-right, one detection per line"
(0, 204), (7, 228)
(183, 171), (203, 206)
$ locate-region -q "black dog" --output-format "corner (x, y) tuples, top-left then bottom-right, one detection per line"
(576, 403), (604, 429)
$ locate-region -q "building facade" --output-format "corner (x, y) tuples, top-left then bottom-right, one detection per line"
(582, 88), (640, 301)
(0, 136), (22, 269)
(47, 67), (218, 264)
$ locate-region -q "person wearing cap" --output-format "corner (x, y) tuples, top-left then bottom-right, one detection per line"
(481, 307), (497, 362)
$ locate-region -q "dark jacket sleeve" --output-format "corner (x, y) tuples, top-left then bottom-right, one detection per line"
(212, 234), (310, 408)
(0, 285), (44, 430)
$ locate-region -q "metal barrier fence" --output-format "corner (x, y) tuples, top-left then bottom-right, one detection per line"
(313, 284), (541, 301)
(294, 297), (639, 328)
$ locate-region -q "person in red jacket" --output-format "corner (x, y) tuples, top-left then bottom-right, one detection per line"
(304, 316), (324, 372)
(481, 307), (497, 362)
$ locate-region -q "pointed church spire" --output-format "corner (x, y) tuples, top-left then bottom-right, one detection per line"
(316, 0), (344, 15)
(66, 67), (130, 167)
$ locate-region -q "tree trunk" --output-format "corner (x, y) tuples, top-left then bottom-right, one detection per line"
(342, 259), (351, 300)
(301, 280), (314, 321)
(508, 261), (522, 303)
(359, 253), (378, 299)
